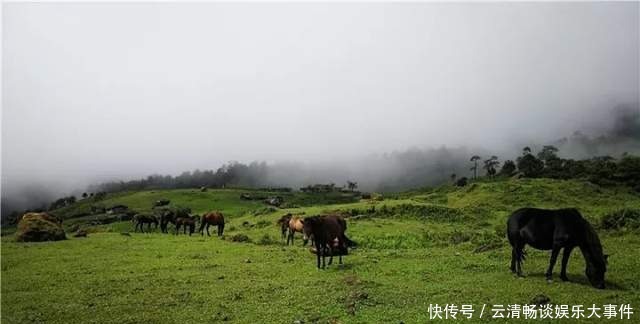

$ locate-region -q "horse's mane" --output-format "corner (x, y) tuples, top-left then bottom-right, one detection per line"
(576, 211), (606, 267)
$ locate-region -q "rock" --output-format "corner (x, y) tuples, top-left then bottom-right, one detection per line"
(153, 199), (170, 207)
(73, 229), (88, 238)
(16, 213), (66, 242)
(244, 259), (252, 263)
(264, 196), (283, 207)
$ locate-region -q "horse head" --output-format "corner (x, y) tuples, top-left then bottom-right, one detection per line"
(583, 222), (607, 289)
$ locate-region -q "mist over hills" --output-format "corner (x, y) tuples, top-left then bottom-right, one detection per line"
(2, 102), (638, 220)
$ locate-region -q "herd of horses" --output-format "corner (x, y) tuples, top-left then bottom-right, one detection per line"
(132, 211), (225, 237)
(278, 213), (357, 268)
(133, 206), (608, 289)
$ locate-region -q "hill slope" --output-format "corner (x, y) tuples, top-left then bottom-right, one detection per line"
(2, 178), (639, 323)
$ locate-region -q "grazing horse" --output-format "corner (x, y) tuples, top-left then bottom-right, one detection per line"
(507, 208), (608, 289)
(175, 216), (197, 236)
(286, 216), (305, 245)
(157, 207), (191, 233)
(199, 211), (225, 236)
(133, 214), (158, 233)
(302, 214), (356, 269)
(277, 214), (293, 242)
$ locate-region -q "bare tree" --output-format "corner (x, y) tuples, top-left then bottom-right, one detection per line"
(470, 155), (481, 179)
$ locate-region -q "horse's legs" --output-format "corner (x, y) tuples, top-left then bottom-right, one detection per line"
(546, 247), (561, 282)
(339, 255), (343, 265)
(560, 246), (574, 281)
(206, 224), (211, 236)
(515, 242), (525, 277)
(510, 248), (517, 273)
(217, 224), (223, 236)
(147, 222), (151, 232)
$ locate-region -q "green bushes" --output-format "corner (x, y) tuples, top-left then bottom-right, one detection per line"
(600, 208), (640, 230)
(343, 203), (465, 222)
(16, 213), (66, 242)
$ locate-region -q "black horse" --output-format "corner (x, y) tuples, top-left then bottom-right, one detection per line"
(507, 208), (608, 289)
(302, 214), (356, 269)
(133, 214), (158, 233)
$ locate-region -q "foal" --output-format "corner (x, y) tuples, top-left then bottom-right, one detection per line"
(175, 216), (197, 236)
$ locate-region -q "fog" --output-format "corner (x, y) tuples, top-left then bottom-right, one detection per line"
(2, 2), (639, 214)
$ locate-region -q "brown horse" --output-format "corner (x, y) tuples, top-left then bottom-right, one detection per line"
(133, 214), (158, 233)
(286, 216), (305, 245)
(175, 216), (197, 235)
(302, 214), (356, 269)
(276, 213), (293, 242)
(199, 211), (225, 236)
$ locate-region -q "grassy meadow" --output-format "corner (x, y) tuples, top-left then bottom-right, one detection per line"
(2, 178), (640, 323)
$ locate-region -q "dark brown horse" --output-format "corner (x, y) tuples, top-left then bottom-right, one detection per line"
(175, 216), (197, 235)
(302, 214), (356, 269)
(276, 213), (292, 242)
(133, 214), (158, 233)
(156, 207), (191, 233)
(508, 208), (608, 289)
(199, 211), (225, 236)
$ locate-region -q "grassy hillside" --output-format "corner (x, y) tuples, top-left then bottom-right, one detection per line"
(2, 178), (639, 323)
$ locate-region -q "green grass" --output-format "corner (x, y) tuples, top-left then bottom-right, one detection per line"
(3, 178), (640, 323)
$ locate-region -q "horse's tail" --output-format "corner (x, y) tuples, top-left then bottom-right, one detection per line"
(507, 208), (529, 263)
(198, 215), (206, 233)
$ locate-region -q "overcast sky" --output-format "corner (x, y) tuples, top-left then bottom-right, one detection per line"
(2, 2), (639, 196)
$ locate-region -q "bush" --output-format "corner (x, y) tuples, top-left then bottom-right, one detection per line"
(600, 209), (640, 230)
(16, 213), (66, 242)
(229, 233), (251, 243)
(256, 234), (277, 245)
(252, 207), (277, 216)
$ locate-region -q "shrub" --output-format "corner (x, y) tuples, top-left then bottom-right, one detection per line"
(229, 233), (251, 243)
(16, 213), (66, 242)
(256, 234), (277, 245)
(600, 209), (640, 230)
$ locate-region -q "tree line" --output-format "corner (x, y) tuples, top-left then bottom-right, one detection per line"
(461, 146), (640, 191)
